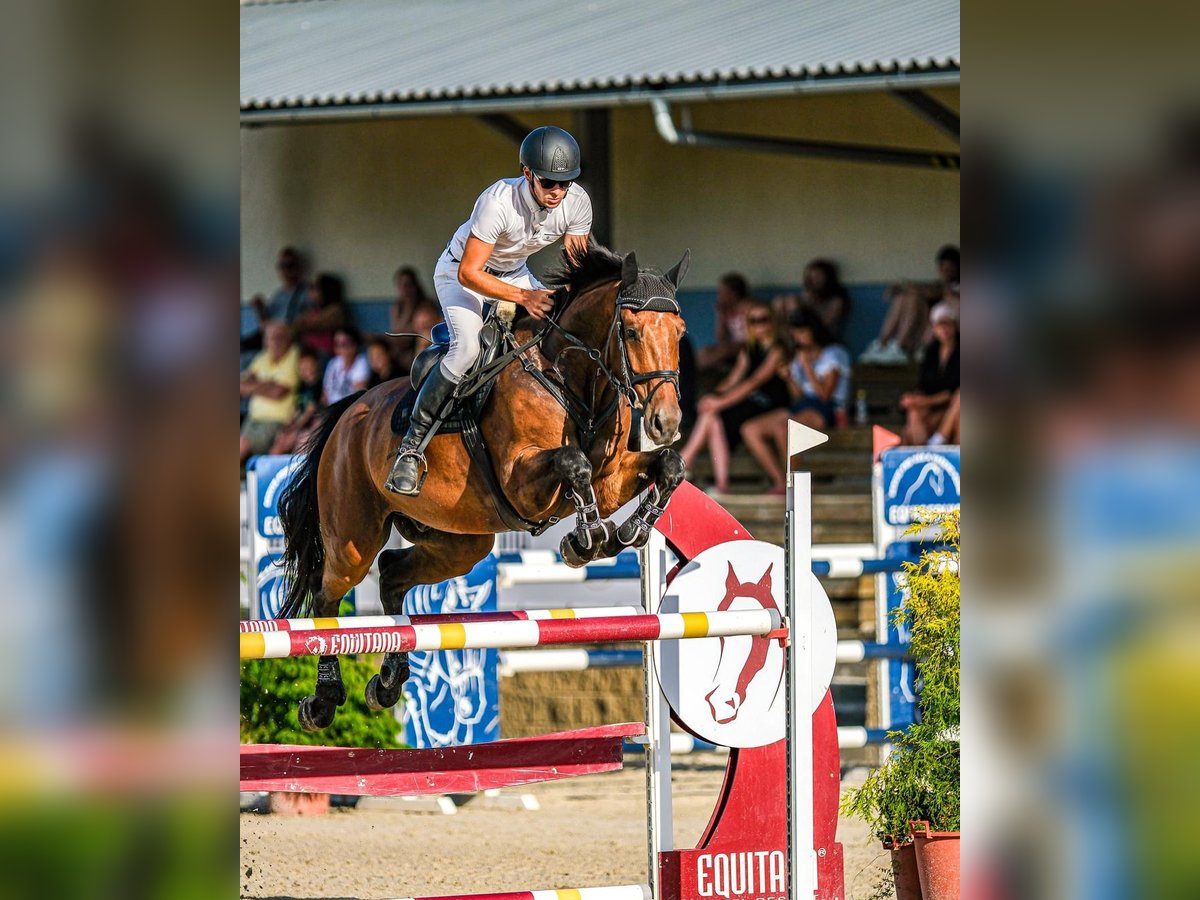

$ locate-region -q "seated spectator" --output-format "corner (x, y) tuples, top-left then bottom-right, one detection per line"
(292, 272), (348, 358)
(900, 303), (960, 445)
(241, 246), (308, 354)
(366, 336), (402, 388)
(860, 244), (959, 364)
(240, 321), (300, 463)
(774, 259), (851, 342)
(740, 310), (852, 494)
(323, 326), (370, 404)
(695, 272), (751, 373)
(269, 347), (325, 455)
(388, 266), (443, 372)
(680, 300), (789, 494)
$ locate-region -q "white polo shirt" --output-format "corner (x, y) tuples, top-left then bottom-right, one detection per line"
(441, 176), (592, 274)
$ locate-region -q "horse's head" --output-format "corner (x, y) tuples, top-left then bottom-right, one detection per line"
(614, 249), (689, 446)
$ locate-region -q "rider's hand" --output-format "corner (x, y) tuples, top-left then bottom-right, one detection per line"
(521, 289), (555, 320)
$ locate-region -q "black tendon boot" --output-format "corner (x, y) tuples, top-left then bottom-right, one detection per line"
(385, 365), (458, 495)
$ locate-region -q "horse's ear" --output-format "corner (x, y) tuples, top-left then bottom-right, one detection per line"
(757, 564), (773, 591)
(665, 249), (691, 288)
(725, 562), (739, 592)
(621, 251), (639, 289)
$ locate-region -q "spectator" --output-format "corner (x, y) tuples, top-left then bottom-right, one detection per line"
(696, 272), (751, 372)
(269, 347), (325, 455)
(774, 259), (851, 341)
(388, 266), (443, 372)
(323, 326), (371, 404)
(292, 272), (348, 358)
(860, 244), (959, 364)
(900, 302), (960, 445)
(366, 336), (402, 388)
(241, 246), (308, 353)
(239, 321), (300, 463)
(739, 310), (852, 493)
(679, 300), (789, 494)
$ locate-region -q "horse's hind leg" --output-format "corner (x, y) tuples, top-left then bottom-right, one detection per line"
(364, 525), (494, 711)
(298, 509), (391, 731)
(602, 448), (685, 557)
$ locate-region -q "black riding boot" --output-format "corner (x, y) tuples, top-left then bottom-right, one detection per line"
(385, 365), (458, 495)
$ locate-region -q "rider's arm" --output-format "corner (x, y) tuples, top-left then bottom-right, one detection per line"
(458, 235), (553, 317)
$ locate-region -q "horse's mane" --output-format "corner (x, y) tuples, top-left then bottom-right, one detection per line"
(542, 242), (625, 307)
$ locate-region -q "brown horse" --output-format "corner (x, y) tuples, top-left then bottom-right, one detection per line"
(277, 243), (690, 730)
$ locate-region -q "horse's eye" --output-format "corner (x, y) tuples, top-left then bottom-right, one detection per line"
(624, 327), (638, 340)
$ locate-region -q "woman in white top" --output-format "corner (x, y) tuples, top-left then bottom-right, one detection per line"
(386, 126), (593, 496)
(741, 309), (852, 494)
(323, 326), (371, 405)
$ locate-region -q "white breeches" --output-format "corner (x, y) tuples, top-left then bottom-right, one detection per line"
(432, 260), (543, 382)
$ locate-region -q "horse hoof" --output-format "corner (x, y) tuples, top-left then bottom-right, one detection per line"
(365, 674), (403, 711)
(298, 695), (336, 732)
(379, 655), (410, 691)
(560, 535), (588, 568)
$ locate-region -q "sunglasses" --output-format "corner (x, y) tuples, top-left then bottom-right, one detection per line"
(532, 174), (573, 191)
(746, 315), (772, 325)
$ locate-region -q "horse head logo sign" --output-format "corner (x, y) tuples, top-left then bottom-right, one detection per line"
(883, 448), (961, 526)
(705, 562), (783, 725)
(655, 540), (837, 749)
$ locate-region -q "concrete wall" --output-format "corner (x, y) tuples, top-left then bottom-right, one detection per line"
(241, 88), (959, 341)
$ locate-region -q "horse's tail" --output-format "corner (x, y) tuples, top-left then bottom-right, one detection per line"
(277, 391), (365, 619)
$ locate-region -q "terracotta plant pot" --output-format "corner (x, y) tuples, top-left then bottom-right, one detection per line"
(883, 835), (924, 900)
(268, 791), (330, 816)
(909, 821), (960, 900)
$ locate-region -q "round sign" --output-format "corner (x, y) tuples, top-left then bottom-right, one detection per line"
(652, 540), (837, 748)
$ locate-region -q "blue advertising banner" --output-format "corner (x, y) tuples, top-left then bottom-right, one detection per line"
(399, 554), (500, 749)
(878, 446), (960, 730)
(246, 454), (353, 620)
(881, 446), (961, 527)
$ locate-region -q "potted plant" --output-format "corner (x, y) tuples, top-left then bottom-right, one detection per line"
(841, 510), (960, 899)
(240, 655), (405, 814)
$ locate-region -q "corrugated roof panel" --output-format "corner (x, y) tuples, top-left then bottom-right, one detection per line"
(241, 0), (959, 110)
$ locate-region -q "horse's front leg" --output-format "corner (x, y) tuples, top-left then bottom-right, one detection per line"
(554, 445), (614, 567)
(602, 448), (685, 556)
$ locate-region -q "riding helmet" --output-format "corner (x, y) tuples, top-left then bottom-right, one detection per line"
(519, 126), (581, 181)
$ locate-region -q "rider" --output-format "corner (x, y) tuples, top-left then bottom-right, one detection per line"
(385, 125), (593, 495)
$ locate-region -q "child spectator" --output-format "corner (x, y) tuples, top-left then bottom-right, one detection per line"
(680, 300), (789, 494)
(774, 259), (851, 342)
(239, 321), (299, 463)
(366, 336), (402, 388)
(323, 326), (370, 404)
(388, 266), (443, 373)
(696, 272), (751, 372)
(292, 272), (348, 358)
(740, 309), (852, 494)
(860, 244), (959, 364)
(900, 302), (960, 445)
(269, 347), (325, 455)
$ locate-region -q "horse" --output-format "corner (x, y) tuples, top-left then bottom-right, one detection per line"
(704, 562), (784, 725)
(276, 243), (690, 730)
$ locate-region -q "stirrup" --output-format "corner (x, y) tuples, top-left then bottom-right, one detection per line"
(385, 447), (429, 496)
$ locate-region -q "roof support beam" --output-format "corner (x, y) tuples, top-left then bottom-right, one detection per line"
(649, 99), (959, 171)
(477, 113), (529, 145)
(889, 89), (959, 141)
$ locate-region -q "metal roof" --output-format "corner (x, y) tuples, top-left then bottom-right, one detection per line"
(241, 0), (959, 118)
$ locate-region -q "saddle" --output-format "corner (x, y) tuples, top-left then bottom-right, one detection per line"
(390, 304), (558, 535)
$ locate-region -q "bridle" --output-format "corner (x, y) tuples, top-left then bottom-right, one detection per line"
(529, 276), (682, 451)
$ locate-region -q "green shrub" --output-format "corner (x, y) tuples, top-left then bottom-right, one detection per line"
(841, 509), (961, 839)
(240, 656), (406, 748)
